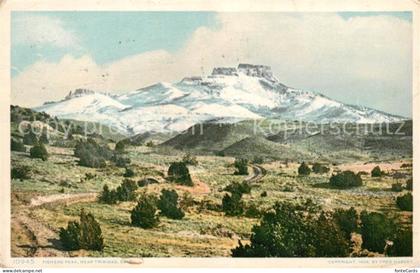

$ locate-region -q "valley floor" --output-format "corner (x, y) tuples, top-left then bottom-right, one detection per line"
(11, 145), (412, 257)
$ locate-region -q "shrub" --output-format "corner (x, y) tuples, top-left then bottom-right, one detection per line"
(78, 152), (106, 168)
(30, 142), (48, 161)
(231, 201), (350, 257)
(234, 158), (249, 175)
(182, 153), (198, 166)
(405, 178), (413, 191)
(391, 182), (403, 192)
(59, 209), (104, 251)
(85, 173), (97, 180)
(360, 211), (395, 253)
(222, 193), (244, 216)
(123, 167), (135, 178)
(115, 141), (125, 152)
(11, 138), (26, 152)
(400, 163), (412, 168)
(396, 193), (413, 211)
(245, 203), (262, 218)
(157, 189), (185, 219)
(168, 162), (193, 186)
(312, 163), (330, 174)
(260, 191), (268, 197)
(116, 179), (138, 201)
(23, 130), (38, 145)
(98, 184), (117, 204)
(371, 166), (383, 177)
(387, 228), (412, 257)
(111, 154), (131, 167)
(225, 181), (251, 195)
(131, 194), (159, 228)
(146, 141), (154, 147)
(11, 165), (31, 180)
(179, 192), (195, 211)
(332, 207), (358, 239)
(298, 162), (311, 176)
(329, 171), (362, 188)
(74, 138), (113, 168)
(59, 221), (80, 251)
(98, 179), (138, 204)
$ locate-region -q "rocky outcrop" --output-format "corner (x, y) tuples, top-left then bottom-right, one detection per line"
(181, 76), (203, 84)
(65, 88), (96, 100)
(238, 63), (275, 81)
(212, 67), (238, 76)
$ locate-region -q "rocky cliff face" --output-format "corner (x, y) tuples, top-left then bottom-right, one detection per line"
(212, 67), (238, 76)
(35, 63), (407, 134)
(238, 64), (276, 82)
(65, 88), (96, 100)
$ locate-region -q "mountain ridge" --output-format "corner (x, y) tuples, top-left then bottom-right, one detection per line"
(34, 63), (407, 135)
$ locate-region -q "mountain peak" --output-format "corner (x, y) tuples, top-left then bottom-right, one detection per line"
(65, 88), (96, 100)
(35, 63), (406, 135)
(210, 63), (277, 82)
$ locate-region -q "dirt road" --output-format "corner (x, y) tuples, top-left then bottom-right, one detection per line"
(245, 165), (266, 183)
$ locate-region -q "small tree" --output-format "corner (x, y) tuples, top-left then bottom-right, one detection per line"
(360, 211), (395, 253)
(23, 130), (38, 145)
(111, 154), (131, 167)
(59, 209), (104, 251)
(30, 142), (48, 161)
(371, 166), (383, 177)
(406, 178), (413, 191)
(391, 182), (403, 192)
(332, 207), (358, 239)
(231, 201), (350, 257)
(387, 228), (412, 257)
(78, 209), (104, 251)
(59, 221), (80, 251)
(11, 165), (31, 180)
(158, 189), (185, 219)
(168, 162), (193, 186)
(396, 193), (413, 211)
(115, 141), (125, 153)
(116, 179), (138, 201)
(131, 195), (159, 228)
(98, 184), (117, 204)
(123, 167), (135, 178)
(234, 158), (249, 175)
(329, 171), (362, 188)
(298, 162), (311, 176)
(182, 153), (198, 166)
(222, 192), (244, 216)
(11, 139), (26, 152)
(74, 139), (113, 168)
(225, 181), (251, 195)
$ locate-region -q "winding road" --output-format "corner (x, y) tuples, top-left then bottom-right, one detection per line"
(245, 165), (266, 183)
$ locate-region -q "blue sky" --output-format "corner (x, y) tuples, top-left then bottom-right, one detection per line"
(11, 11), (411, 77)
(11, 11), (412, 117)
(12, 11), (217, 76)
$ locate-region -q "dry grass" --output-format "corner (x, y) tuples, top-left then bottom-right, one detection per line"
(11, 145), (413, 257)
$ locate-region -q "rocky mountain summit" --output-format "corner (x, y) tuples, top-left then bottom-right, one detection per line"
(35, 64), (406, 134)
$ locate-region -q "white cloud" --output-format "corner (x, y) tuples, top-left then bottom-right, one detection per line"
(12, 13), (412, 117)
(13, 15), (80, 48)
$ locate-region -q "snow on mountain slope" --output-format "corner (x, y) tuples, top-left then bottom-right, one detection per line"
(34, 64), (407, 135)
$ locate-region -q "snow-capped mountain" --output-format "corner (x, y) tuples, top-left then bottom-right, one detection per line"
(34, 64), (406, 135)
